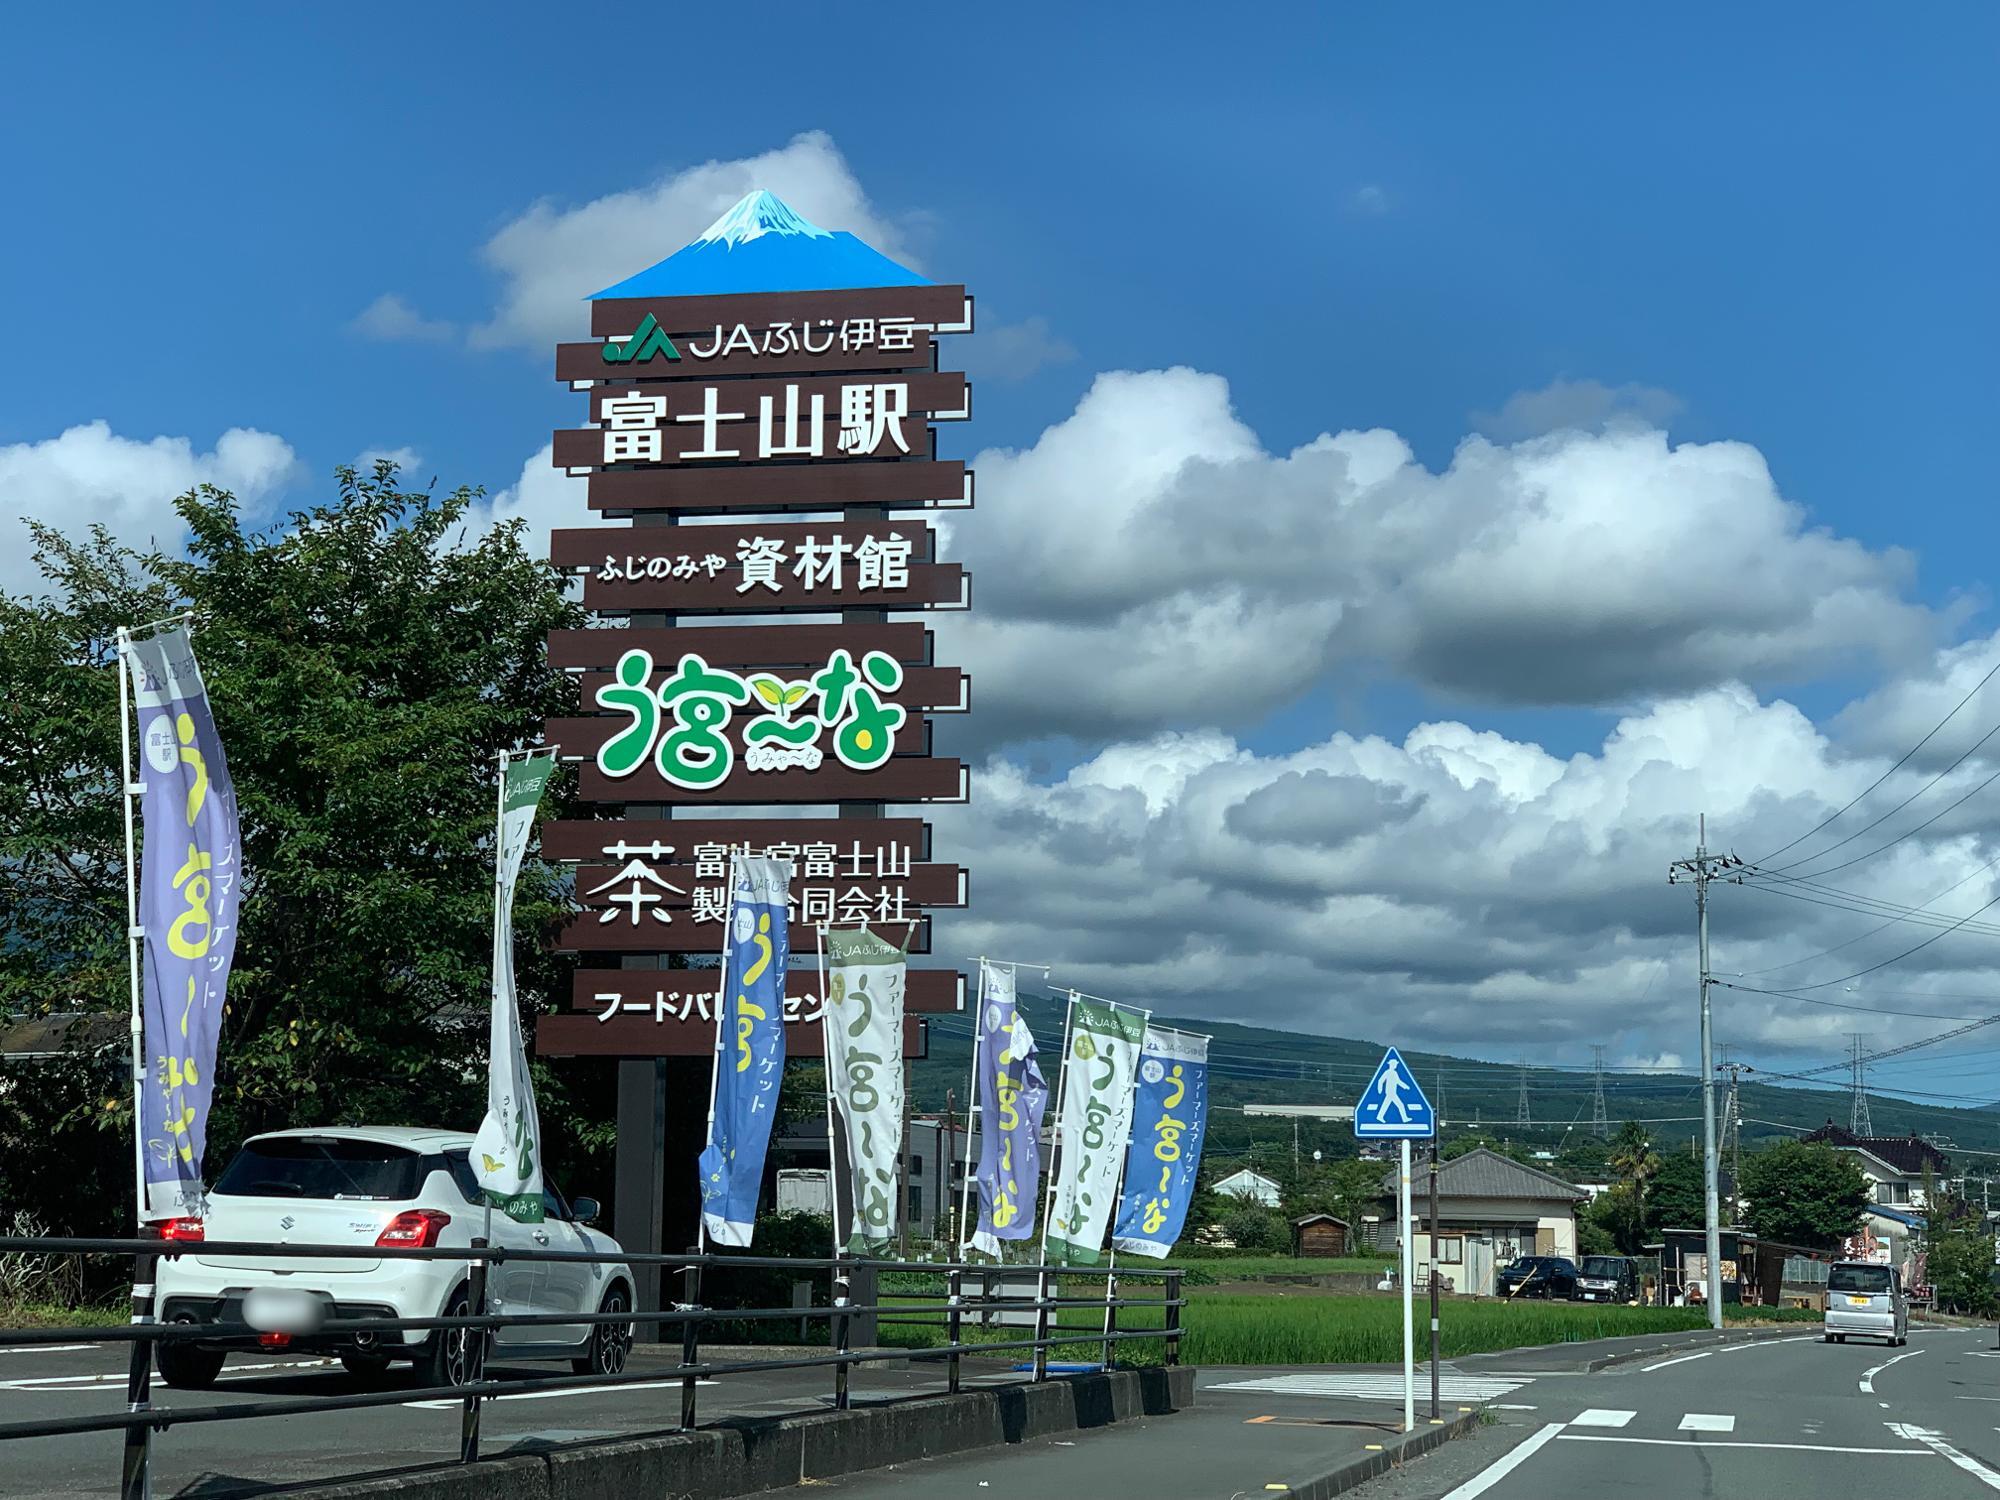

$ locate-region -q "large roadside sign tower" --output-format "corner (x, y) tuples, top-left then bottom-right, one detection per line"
(532, 191), (974, 1306)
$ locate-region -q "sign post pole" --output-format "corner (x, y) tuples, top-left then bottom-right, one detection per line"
(1353, 1045), (1434, 1437)
(1428, 1141), (1441, 1421)
(1400, 1138), (1414, 1433)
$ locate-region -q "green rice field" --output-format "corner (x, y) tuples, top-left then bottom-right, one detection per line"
(879, 1287), (1820, 1366)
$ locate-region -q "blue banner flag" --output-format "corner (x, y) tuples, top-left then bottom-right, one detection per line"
(1111, 1028), (1209, 1260)
(699, 856), (791, 1246)
(124, 624), (242, 1222)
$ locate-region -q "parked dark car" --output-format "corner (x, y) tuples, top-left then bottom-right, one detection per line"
(1497, 1255), (1581, 1299)
(1575, 1254), (1638, 1303)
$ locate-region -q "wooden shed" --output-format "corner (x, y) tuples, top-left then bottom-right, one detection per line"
(1292, 1213), (1352, 1258)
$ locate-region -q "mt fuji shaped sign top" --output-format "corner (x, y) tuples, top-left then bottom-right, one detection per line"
(1354, 1047), (1434, 1139)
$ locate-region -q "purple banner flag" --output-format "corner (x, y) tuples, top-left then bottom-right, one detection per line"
(970, 963), (1047, 1257)
(124, 625), (242, 1221)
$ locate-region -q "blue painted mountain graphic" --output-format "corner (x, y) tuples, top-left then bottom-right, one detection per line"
(588, 189), (931, 300)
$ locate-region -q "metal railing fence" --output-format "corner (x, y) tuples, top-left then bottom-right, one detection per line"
(0, 1236), (1185, 1500)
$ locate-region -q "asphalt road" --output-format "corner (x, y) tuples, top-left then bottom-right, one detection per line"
(1359, 1324), (2000, 1500)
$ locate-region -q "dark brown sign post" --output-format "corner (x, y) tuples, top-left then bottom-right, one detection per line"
(532, 190), (973, 1310)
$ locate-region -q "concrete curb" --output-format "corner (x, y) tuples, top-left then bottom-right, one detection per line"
(1267, 1410), (1482, 1500)
(280, 1365), (1197, 1499)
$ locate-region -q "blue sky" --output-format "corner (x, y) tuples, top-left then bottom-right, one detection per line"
(9, 6), (2000, 1114)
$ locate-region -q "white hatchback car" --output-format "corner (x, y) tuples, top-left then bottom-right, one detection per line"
(151, 1126), (634, 1389)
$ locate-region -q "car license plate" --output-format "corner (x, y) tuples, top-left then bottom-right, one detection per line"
(1848, 1296), (1871, 1306)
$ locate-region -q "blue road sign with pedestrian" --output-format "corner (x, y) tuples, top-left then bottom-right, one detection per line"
(1354, 1047), (1434, 1139)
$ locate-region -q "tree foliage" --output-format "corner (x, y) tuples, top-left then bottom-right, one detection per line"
(0, 468), (593, 1233)
(1648, 1149), (1707, 1232)
(1925, 1205), (1997, 1317)
(1737, 1141), (1867, 1250)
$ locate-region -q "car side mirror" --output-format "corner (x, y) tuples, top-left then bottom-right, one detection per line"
(571, 1196), (600, 1225)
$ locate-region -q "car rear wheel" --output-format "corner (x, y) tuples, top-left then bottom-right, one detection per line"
(157, 1334), (226, 1390)
(415, 1288), (478, 1390)
(573, 1287), (633, 1377)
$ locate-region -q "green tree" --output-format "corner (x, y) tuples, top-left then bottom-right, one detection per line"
(1648, 1149), (1706, 1231)
(1585, 1183), (1646, 1255)
(1925, 1212), (1998, 1317)
(0, 467), (590, 1234)
(1736, 1141), (1867, 1250)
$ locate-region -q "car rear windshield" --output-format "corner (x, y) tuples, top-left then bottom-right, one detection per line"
(1580, 1258), (1627, 1277)
(214, 1138), (424, 1201)
(1829, 1265), (1894, 1294)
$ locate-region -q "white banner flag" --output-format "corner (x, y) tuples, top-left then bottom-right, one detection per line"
(1046, 996), (1148, 1265)
(824, 925), (908, 1252)
(472, 750), (557, 1223)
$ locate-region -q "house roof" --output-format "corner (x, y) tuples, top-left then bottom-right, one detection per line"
(1865, 1205), (1927, 1230)
(1380, 1147), (1586, 1202)
(0, 1012), (123, 1061)
(1802, 1122), (1950, 1177)
(1215, 1168), (1279, 1188)
(1292, 1213), (1352, 1228)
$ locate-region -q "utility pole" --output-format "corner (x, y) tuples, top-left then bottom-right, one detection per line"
(1515, 1060), (1531, 1127)
(1668, 814), (1742, 1330)
(943, 1088), (957, 1247)
(1719, 1060), (1747, 1219)
(1590, 1045), (1610, 1139)
(1848, 1034), (1874, 1136)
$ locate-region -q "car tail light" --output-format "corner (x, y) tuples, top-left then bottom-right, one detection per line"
(257, 1332), (292, 1349)
(154, 1217), (205, 1243)
(375, 1209), (451, 1249)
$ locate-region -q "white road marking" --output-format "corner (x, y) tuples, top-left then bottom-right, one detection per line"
(1490, 1404), (1538, 1410)
(1640, 1351), (1715, 1372)
(1678, 1413), (1736, 1433)
(0, 1358), (332, 1391)
(1208, 1373), (1530, 1402)
(1438, 1421), (1567, 1500)
(403, 1377), (709, 1409)
(1859, 1349), (1926, 1393)
(1571, 1409), (1636, 1428)
(1888, 1424), (2000, 1491)
(1559, 1434), (1928, 1455)
(0, 1344), (95, 1356)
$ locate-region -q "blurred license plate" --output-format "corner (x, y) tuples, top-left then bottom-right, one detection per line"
(1847, 1296), (1871, 1306)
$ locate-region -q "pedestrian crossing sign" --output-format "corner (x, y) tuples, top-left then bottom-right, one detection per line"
(1354, 1047), (1434, 1139)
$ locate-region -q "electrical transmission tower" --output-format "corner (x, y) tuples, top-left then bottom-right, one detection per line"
(1590, 1045), (1610, 1138)
(1848, 1034), (1874, 1136)
(1516, 1059), (1531, 1125)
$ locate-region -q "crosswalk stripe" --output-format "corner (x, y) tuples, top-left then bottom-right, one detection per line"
(1209, 1373), (1531, 1401)
(1679, 1413), (1736, 1432)
(1572, 1409), (1635, 1428)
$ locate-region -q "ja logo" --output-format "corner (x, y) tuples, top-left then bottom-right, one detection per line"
(601, 312), (680, 365)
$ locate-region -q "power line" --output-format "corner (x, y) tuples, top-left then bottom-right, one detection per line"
(1723, 882), (2000, 995)
(1751, 654), (2000, 866)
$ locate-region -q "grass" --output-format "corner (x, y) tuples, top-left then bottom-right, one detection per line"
(879, 1287), (1824, 1366)
(0, 1300), (124, 1329)
(1175, 1256), (1394, 1283)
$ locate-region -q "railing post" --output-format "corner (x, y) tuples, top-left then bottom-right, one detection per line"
(831, 1257), (853, 1411)
(678, 1249), (702, 1432)
(120, 1246), (156, 1500)
(1032, 1264), (1051, 1383)
(459, 1236), (488, 1463)
(946, 1267), (963, 1395)
(1164, 1269), (1183, 1368)
(1101, 1268), (1119, 1369)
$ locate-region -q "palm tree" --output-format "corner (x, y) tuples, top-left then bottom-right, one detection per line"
(1608, 1121), (1661, 1231)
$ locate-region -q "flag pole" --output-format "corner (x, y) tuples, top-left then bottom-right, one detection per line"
(115, 627), (147, 1228)
(817, 922), (843, 1263)
(955, 959), (989, 1262)
(696, 854), (741, 1258)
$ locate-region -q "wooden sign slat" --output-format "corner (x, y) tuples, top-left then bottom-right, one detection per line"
(556, 332), (936, 383)
(585, 461), (967, 514)
(539, 817), (932, 864)
(585, 370), (966, 423)
(589, 284), (968, 339)
(536, 1012), (928, 1060)
(577, 757), (966, 805)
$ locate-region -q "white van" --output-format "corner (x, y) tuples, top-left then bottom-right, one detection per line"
(1823, 1260), (1907, 1346)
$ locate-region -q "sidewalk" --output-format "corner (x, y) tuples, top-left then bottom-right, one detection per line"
(812, 1374), (1476, 1498)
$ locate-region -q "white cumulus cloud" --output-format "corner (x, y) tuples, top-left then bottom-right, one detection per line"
(0, 421), (297, 598)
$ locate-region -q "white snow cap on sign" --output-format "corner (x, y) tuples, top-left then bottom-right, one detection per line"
(697, 189), (833, 247)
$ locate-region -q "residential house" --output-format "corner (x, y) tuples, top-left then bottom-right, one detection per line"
(1375, 1148), (1587, 1295)
(1801, 1122), (1948, 1268)
(1212, 1168), (1282, 1207)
